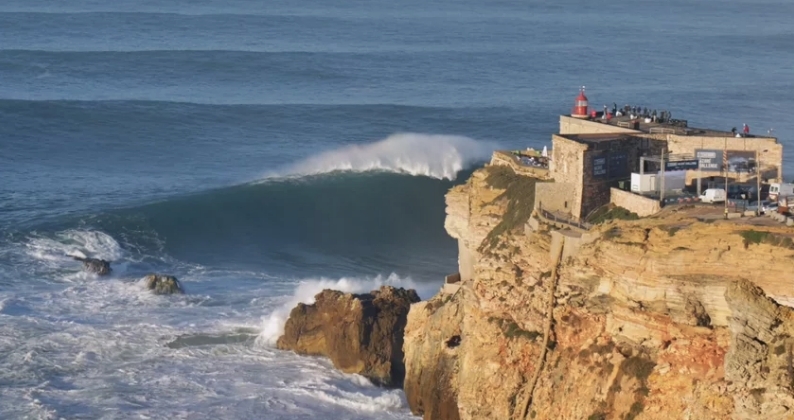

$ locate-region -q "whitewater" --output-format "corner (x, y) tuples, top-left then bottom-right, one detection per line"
(0, 134), (488, 419)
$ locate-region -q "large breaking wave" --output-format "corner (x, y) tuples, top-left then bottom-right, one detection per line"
(25, 133), (491, 278)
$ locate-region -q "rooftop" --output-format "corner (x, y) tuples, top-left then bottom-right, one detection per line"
(586, 114), (775, 139)
(556, 132), (640, 145)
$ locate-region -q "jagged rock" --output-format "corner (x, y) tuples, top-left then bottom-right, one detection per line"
(72, 256), (112, 276)
(276, 286), (420, 387)
(144, 274), (184, 295)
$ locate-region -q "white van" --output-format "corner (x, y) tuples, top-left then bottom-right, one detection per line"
(700, 188), (726, 203)
(769, 183), (794, 201)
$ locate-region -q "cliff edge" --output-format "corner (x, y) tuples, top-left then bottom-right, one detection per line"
(404, 165), (794, 420)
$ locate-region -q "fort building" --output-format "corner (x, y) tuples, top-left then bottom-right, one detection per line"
(493, 88), (785, 222)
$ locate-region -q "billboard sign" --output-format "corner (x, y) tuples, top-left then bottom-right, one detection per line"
(695, 149), (757, 172)
(665, 159), (699, 171)
(695, 149), (723, 171)
(725, 151), (756, 173)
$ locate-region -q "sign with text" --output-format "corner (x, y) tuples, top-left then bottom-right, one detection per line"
(695, 149), (757, 172)
(665, 159), (699, 171)
(593, 152), (629, 178)
(695, 149), (723, 171)
(593, 156), (607, 177)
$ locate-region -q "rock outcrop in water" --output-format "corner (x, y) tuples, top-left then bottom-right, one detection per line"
(144, 274), (184, 295)
(277, 285), (420, 387)
(72, 256), (112, 276)
(402, 166), (794, 420)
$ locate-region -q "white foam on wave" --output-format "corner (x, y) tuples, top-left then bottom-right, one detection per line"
(271, 132), (495, 180)
(257, 273), (437, 347)
(26, 229), (124, 264)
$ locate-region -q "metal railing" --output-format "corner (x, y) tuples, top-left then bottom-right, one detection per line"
(538, 205), (593, 231)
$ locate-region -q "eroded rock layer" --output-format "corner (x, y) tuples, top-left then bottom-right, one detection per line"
(404, 166), (794, 420)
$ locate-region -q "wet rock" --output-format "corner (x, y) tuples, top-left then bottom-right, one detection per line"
(72, 256), (112, 276)
(277, 285), (420, 388)
(144, 274), (184, 295)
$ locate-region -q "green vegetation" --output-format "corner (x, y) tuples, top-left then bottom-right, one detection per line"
(586, 205), (640, 225)
(741, 230), (771, 244)
(625, 402), (645, 420)
(662, 226), (681, 236)
(479, 165), (541, 251)
(489, 317), (542, 341)
(621, 356), (656, 382)
(774, 344), (787, 356)
(587, 412), (607, 420)
(739, 230), (794, 249)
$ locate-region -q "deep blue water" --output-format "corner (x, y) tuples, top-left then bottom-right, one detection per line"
(1, 0), (793, 418)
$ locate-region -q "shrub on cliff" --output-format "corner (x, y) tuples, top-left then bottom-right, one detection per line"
(480, 165), (541, 251)
(739, 230), (794, 249)
(586, 204), (639, 225)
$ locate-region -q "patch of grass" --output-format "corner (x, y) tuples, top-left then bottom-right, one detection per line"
(505, 322), (541, 341)
(740, 230), (794, 249)
(479, 165), (542, 252)
(587, 205), (640, 225)
(740, 230), (771, 245)
(625, 401), (644, 420)
(590, 341), (615, 355)
(621, 356), (656, 382)
(493, 318), (542, 341)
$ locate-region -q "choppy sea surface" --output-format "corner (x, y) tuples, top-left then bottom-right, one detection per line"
(1, 0), (793, 418)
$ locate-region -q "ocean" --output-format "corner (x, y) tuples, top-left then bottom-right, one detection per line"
(1, 0), (793, 418)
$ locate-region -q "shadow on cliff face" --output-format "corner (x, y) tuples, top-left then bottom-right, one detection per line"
(405, 354), (460, 420)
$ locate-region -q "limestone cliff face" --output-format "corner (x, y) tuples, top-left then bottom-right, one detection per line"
(404, 166), (794, 420)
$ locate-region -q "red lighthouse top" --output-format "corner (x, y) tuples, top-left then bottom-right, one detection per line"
(571, 86), (589, 119)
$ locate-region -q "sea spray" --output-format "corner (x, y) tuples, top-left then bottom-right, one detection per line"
(256, 273), (439, 347)
(268, 132), (495, 181)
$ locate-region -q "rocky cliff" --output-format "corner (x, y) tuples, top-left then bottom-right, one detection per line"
(404, 165), (794, 420)
(277, 285), (420, 387)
